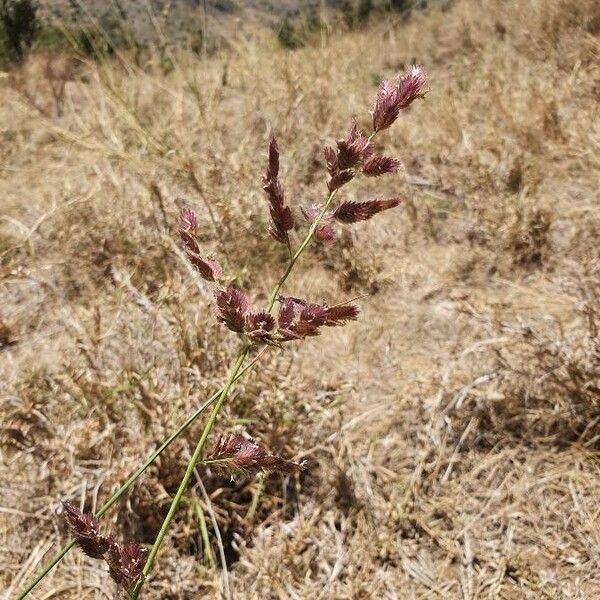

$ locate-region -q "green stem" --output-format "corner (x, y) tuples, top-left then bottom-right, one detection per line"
(266, 189), (337, 311)
(14, 352), (264, 600)
(192, 500), (216, 570)
(131, 189), (339, 598)
(130, 346), (251, 598)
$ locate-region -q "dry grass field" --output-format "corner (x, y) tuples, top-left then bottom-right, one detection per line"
(1, 0), (599, 598)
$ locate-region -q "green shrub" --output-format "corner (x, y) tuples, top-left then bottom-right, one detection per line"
(358, 0), (374, 22)
(277, 16), (304, 50)
(0, 0), (39, 63)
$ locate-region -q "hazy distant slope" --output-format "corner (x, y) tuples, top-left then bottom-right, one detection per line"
(37, 1), (420, 32)
(36, 0), (343, 47)
(39, 0), (332, 23)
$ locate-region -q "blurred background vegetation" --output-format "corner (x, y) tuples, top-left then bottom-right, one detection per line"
(0, 0), (449, 66)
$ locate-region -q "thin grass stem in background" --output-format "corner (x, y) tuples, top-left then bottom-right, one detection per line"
(192, 499), (216, 571)
(194, 469), (231, 600)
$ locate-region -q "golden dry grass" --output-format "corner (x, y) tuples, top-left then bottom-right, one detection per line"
(1, 0), (600, 598)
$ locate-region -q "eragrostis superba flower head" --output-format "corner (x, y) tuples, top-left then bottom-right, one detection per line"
(63, 502), (147, 593)
(373, 64), (427, 132)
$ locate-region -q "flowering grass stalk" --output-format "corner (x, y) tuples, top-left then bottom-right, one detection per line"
(131, 64), (426, 597)
(131, 192), (342, 597)
(18, 63), (427, 599)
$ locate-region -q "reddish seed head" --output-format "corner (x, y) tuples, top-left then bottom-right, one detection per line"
(179, 206), (198, 234)
(298, 303), (328, 328)
(316, 222), (336, 244)
(303, 197), (402, 246)
(105, 538), (148, 591)
(215, 287), (251, 333)
(245, 311), (276, 343)
(300, 205), (321, 223)
(199, 257), (223, 282)
(266, 137), (279, 180)
(323, 146), (337, 172)
(335, 122), (373, 171)
(333, 198), (402, 224)
(373, 65), (427, 132)
(179, 229), (200, 256)
(324, 304), (360, 326)
(63, 502), (110, 559)
(268, 199), (294, 244)
(396, 65), (427, 108)
(214, 289), (279, 344)
(63, 502), (147, 591)
(277, 297), (296, 331)
(178, 208), (223, 282)
(208, 434), (303, 476)
(362, 155), (401, 177)
(301, 206), (336, 244)
(324, 121), (374, 192)
(263, 137), (295, 244)
(276, 297), (359, 341)
(277, 297), (321, 340)
(327, 168), (355, 192)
